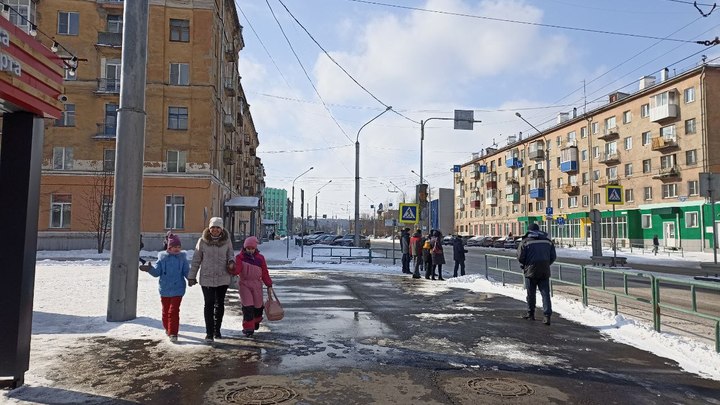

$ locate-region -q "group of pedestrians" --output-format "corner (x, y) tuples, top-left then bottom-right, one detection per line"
(139, 217), (275, 343)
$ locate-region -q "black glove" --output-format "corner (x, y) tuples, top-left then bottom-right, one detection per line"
(187, 278), (197, 287)
(139, 261), (152, 272)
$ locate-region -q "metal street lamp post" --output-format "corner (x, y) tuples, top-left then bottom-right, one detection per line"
(286, 166), (313, 258)
(355, 107), (392, 247)
(515, 112), (550, 234)
(314, 179), (332, 230)
(388, 180), (406, 202)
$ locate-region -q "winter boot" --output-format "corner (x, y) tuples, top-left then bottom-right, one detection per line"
(522, 311), (535, 320)
(543, 315), (551, 325)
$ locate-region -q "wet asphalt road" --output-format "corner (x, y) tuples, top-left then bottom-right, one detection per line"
(24, 266), (720, 404)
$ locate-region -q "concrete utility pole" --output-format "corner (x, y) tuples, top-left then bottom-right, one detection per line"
(107, 0), (150, 322)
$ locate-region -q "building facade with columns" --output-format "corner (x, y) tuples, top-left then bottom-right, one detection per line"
(454, 64), (720, 252)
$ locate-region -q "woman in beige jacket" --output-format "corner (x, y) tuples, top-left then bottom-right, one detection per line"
(188, 217), (235, 342)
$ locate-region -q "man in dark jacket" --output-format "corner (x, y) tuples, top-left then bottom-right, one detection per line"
(452, 235), (468, 277)
(400, 228), (411, 274)
(517, 223), (557, 325)
(410, 229), (423, 279)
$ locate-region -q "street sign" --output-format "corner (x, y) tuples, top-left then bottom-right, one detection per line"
(546, 207), (553, 215)
(398, 203), (419, 224)
(678, 195), (688, 202)
(556, 217), (565, 226)
(452, 165), (461, 173)
(605, 185), (624, 205)
(454, 110), (475, 130)
(545, 215), (553, 220)
(384, 219), (397, 227)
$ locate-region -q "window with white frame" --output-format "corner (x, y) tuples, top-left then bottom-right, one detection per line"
(537, 201), (544, 211)
(660, 154), (676, 169)
(54, 104), (75, 127)
(660, 125), (676, 140)
(168, 106), (188, 129)
(643, 159), (652, 173)
(582, 172), (589, 184)
(593, 193), (600, 205)
(624, 136), (632, 150)
(644, 186), (653, 200)
(684, 87), (695, 103)
(582, 195), (589, 206)
(641, 214), (652, 229)
(107, 14), (122, 33)
(170, 63), (190, 85)
(685, 118), (696, 134)
(688, 180), (699, 196)
(167, 150), (187, 173)
(50, 194), (72, 228)
(581, 149), (588, 161)
(52, 147), (73, 170)
(592, 146), (599, 158)
(8, 0), (34, 32)
(625, 188), (634, 202)
(591, 122), (599, 134)
(662, 183), (678, 198)
(604, 116), (617, 131)
(557, 198), (564, 209)
(170, 19), (190, 42)
(580, 127), (587, 138)
(165, 195), (185, 229)
(624, 163), (633, 176)
(640, 103), (650, 118)
(685, 211), (699, 228)
(58, 11), (79, 35)
(606, 166), (618, 180)
(593, 170), (600, 181)
(642, 131), (652, 145)
(622, 110), (632, 124)
(686, 149), (697, 165)
(569, 196), (578, 207)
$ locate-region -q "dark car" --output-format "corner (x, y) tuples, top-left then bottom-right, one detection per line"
(303, 233), (328, 245)
(335, 234), (371, 248)
(460, 235), (475, 245)
(481, 236), (500, 247)
(466, 236), (485, 247)
(503, 237), (522, 249)
(492, 237), (506, 248)
(316, 234), (341, 245)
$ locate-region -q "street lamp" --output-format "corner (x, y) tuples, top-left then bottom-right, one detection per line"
(286, 166), (313, 258)
(314, 179), (332, 230)
(411, 170), (432, 231)
(515, 112), (550, 235)
(388, 180), (407, 202)
(355, 106), (392, 247)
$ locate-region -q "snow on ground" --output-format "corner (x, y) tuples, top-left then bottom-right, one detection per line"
(7, 239), (720, 403)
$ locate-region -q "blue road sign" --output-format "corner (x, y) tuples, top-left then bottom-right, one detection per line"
(452, 165), (461, 173)
(546, 207), (553, 215)
(605, 185), (624, 205)
(398, 203), (419, 224)
(556, 217), (565, 226)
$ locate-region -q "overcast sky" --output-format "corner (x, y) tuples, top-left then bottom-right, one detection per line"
(236, 0), (720, 219)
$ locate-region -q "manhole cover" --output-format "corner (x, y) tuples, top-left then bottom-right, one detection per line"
(468, 377), (534, 397)
(224, 385), (298, 404)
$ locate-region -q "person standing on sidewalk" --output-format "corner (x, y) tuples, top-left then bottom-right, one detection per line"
(422, 237), (433, 279)
(430, 230), (445, 281)
(400, 228), (411, 274)
(410, 229), (424, 279)
(139, 234), (190, 343)
(517, 223), (556, 325)
(653, 235), (659, 255)
(188, 217), (236, 342)
(452, 235), (468, 277)
(233, 236), (273, 337)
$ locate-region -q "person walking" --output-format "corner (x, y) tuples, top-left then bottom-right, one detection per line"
(139, 234), (190, 343)
(400, 228), (411, 274)
(452, 235), (468, 277)
(517, 223), (557, 325)
(430, 230), (446, 281)
(188, 217), (236, 342)
(233, 236), (273, 337)
(410, 229), (424, 279)
(653, 234), (659, 255)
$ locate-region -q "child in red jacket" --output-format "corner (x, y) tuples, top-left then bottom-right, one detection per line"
(233, 236), (273, 336)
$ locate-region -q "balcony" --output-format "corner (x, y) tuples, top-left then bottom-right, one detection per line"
(529, 188), (545, 199)
(224, 79), (236, 96)
(506, 176), (519, 185)
(650, 103), (679, 122)
(529, 147), (545, 161)
(597, 177), (619, 187)
(225, 48), (237, 62)
(472, 170), (481, 179)
(487, 196), (498, 206)
(506, 192), (520, 203)
(96, 78), (120, 93)
(651, 137), (679, 152)
(97, 31), (122, 47)
(599, 152), (620, 165)
(598, 126), (619, 141)
(506, 156), (521, 168)
(562, 184), (579, 194)
(222, 149), (235, 165)
(223, 114), (234, 130)
(471, 200), (481, 209)
(560, 159), (578, 173)
(530, 169), (545, 179)
(653, 165), (681, 180)
(93, 123), (116, 139)
(455, 175), (464, 184)
(237, 112), (244, 127)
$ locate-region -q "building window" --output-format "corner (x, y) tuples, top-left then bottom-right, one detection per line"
(107, 14), (123, 33)
(604, 116), (617, 131)
(167, 150), (187, 173)
(168, 106), (188, 129)
(684, 87), (695, 103)
(55, 104), (75, 127)
(624, 163), (633, 177)
(593, 170), (600, 181)
(582, 195), (589, 207)
(685, 118), (696, 135)
(685, 212), (699, 228)
(582, 172), (589, 185)
(644, 186), (653, 200)
(641, 214), (652, 229)
(593, 193), (600, 205)
(591, 122), (599, 134)
(686, 149), (697, 165)
(662, 183), (678, 198)
(688, 180), (699, 196)
(660, 125), (676, 140)
(580, 127), (587, 138)
(640, 103), (650, 118)
(104, 149), (115, 172)
(165, 195), (185, 229)
(170, 19), (190, 42)
(625, 188), (634, 202)
(58, 11), (79, 35)
(557, 198), (564, 209)
(642, 131), (652, 145)
(622, 110), (632, 124)
(556, 136), (561, 147)
(7, 0), (33, 32)
(170, 63), (190, 85)
(592, 146), (599, 159)
(581, 149), (588, 161)
(537, 201), (544, 211)
(624, 137), (632, 150)
(52, 147), (73, 170)
(642, 159), (652, 173)
(101, 103), (118, 137)
(660, 154), (676, 169)
(50, 194), (72, 228)
(569, 196), (578, 208)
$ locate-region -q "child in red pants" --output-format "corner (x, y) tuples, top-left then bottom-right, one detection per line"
(140, 234), (190, 342)
(234, 236), (273, 337)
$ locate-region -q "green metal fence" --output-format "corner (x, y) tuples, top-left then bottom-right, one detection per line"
(484, 254), (720, 352)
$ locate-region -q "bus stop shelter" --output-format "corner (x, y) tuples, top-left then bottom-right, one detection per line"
(224, 196), (260, 250)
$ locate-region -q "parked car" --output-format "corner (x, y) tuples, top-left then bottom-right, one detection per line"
(442, 235), (454, 245)
(316, 234), (341, 245)
(334, 234), (371, 248)
(481, 236), (500, 247)
(460, 235), (475, 245)
(503, 237), (522, 249)
(303, 232), (328, 245)
(492, 237), (507, 248)
(466, 236), (485, 247)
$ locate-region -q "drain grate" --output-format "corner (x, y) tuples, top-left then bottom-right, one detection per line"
(223, 385), (298, 404)
(468, 377), (534, 397)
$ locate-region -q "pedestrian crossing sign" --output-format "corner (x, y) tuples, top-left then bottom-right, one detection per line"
(398, 203), (419, 224)
(606, 185), (624, 205)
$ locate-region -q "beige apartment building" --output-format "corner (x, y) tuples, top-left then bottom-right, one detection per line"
(20, 0), (264, 249)
(455, 64), (720, 251)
